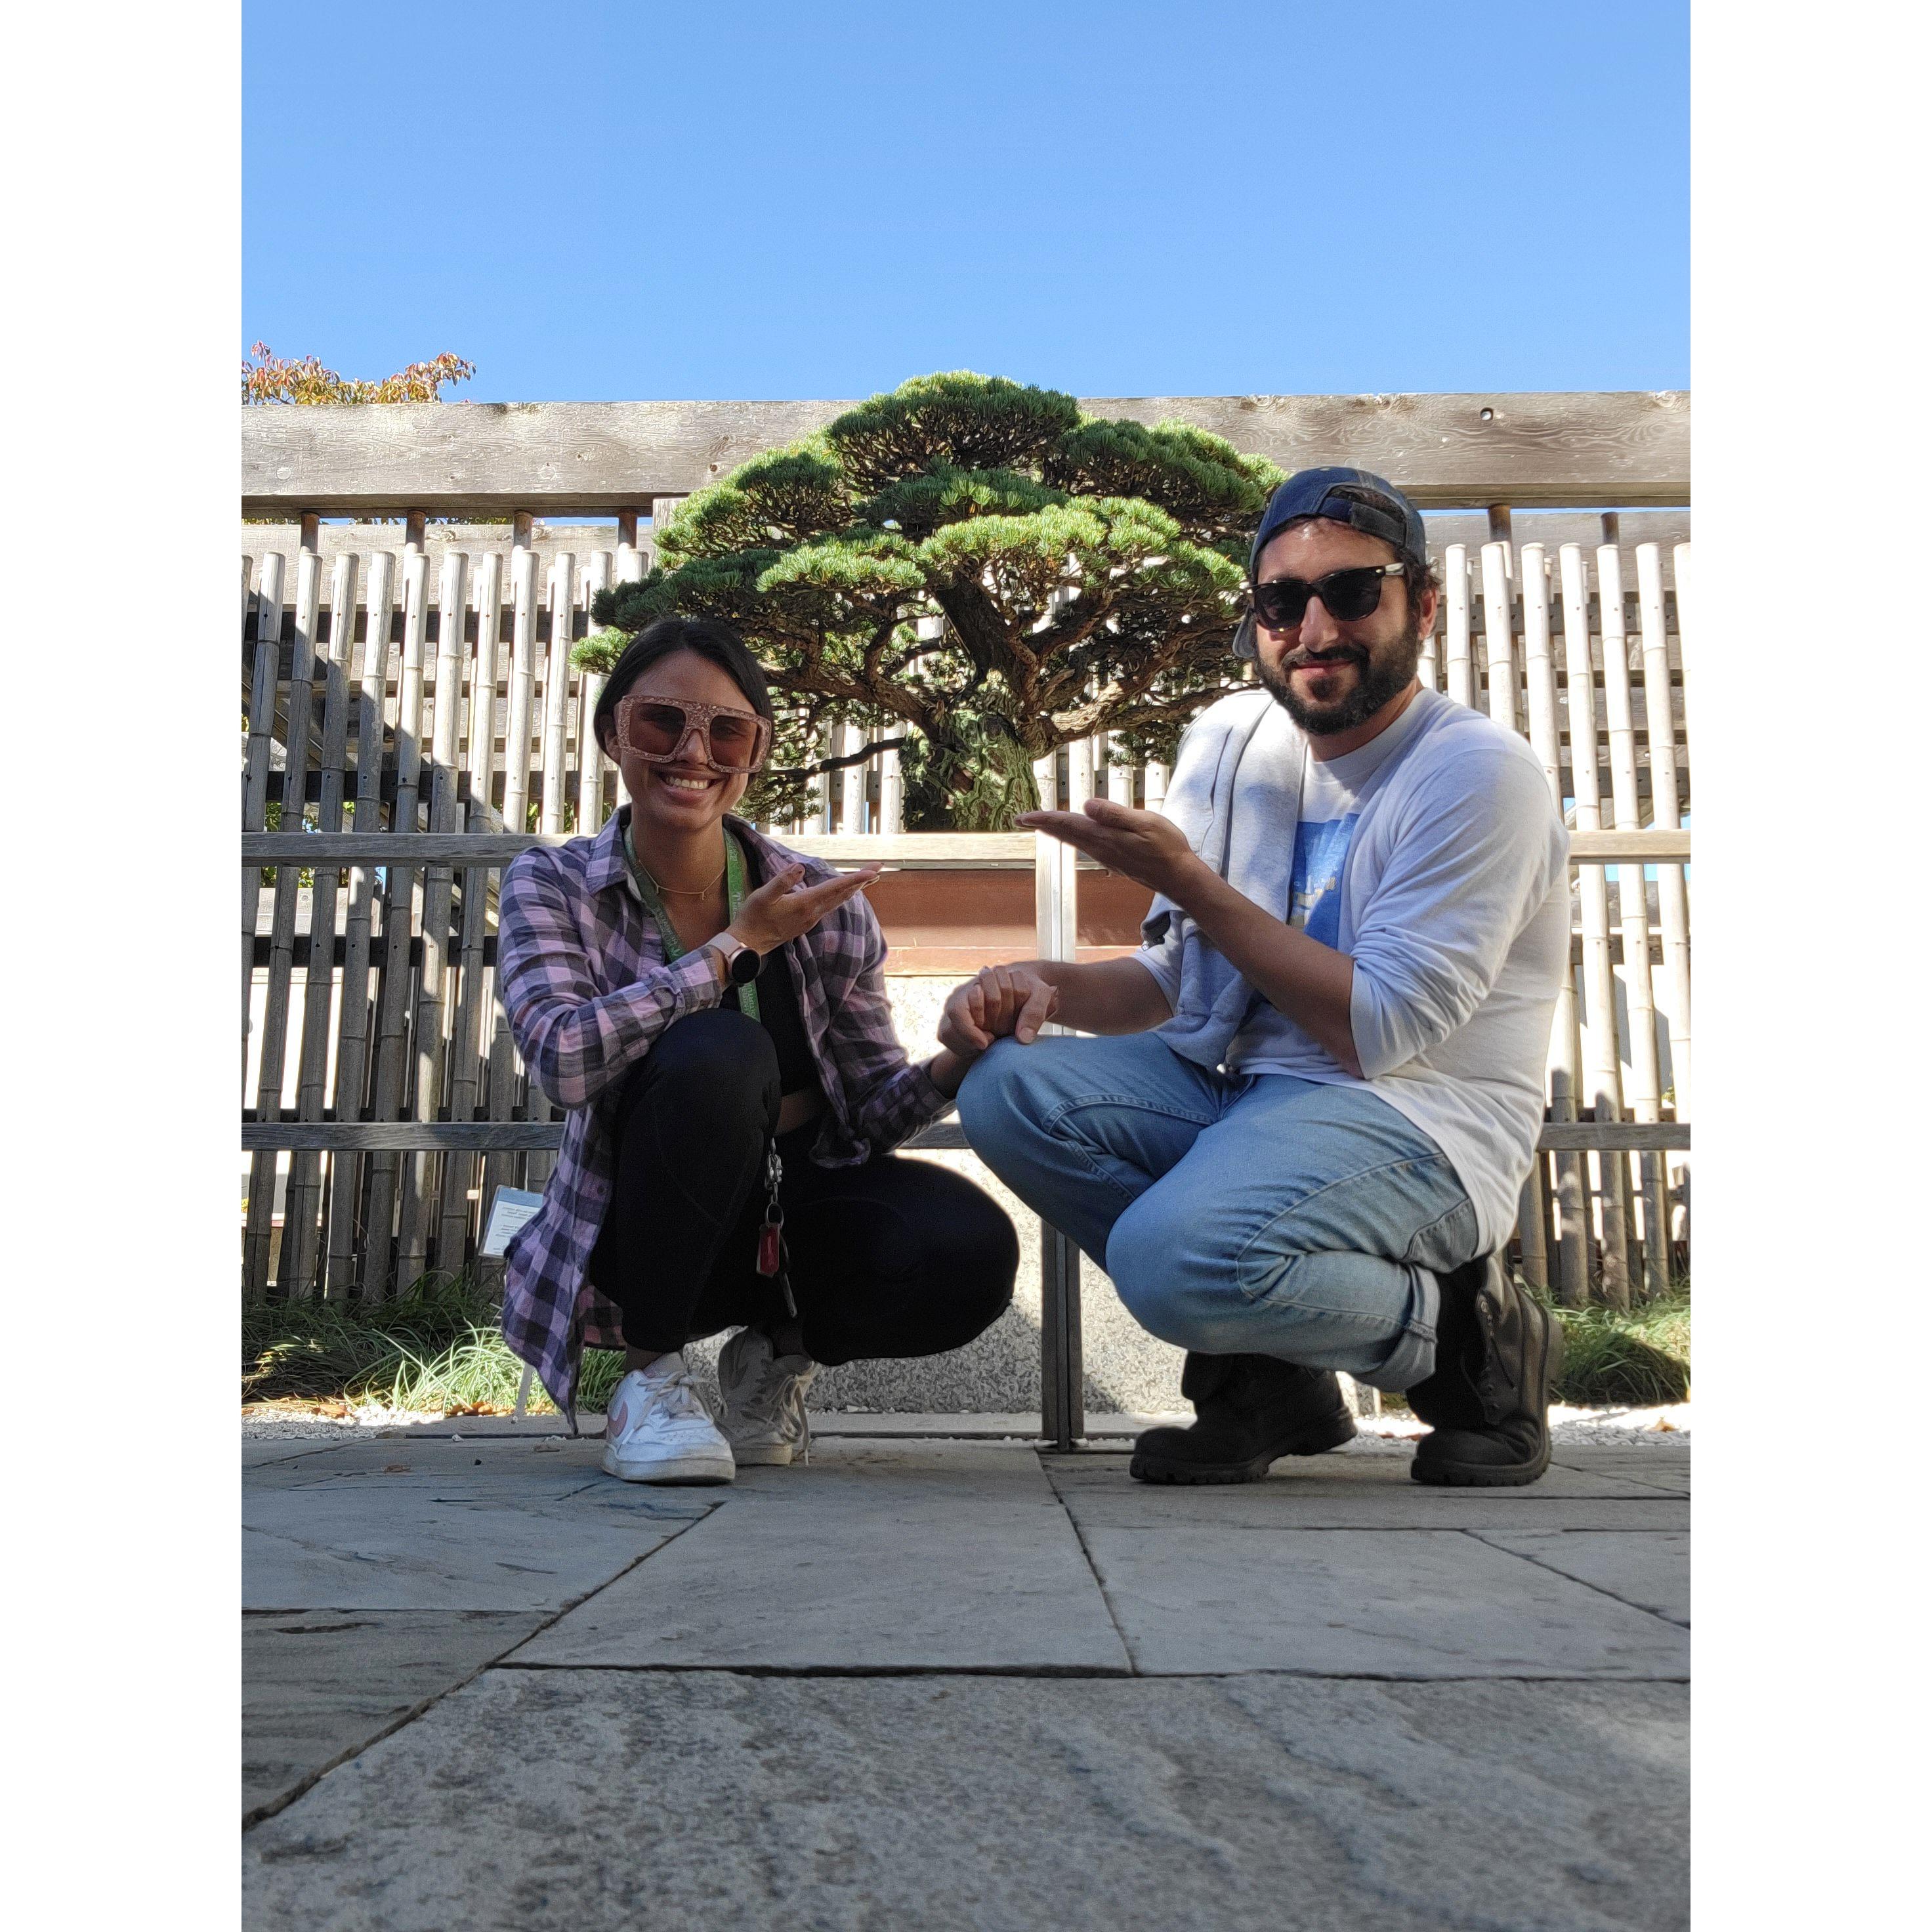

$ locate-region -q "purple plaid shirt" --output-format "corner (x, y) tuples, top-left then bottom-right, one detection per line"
(496, 810), (951, 1423)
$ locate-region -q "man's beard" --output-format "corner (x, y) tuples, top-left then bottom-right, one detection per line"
(1257, 615), (1424, 734)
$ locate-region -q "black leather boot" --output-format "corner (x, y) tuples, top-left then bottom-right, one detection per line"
(1408, 1255), (1564, 1486)
(1129, 1352), (1356, 1484)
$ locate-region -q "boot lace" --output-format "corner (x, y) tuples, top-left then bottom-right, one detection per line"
(738, 1353), (813, 1460)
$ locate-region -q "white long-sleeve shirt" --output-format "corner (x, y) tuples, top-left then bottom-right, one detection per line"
(1134, 685), (1570, 1253)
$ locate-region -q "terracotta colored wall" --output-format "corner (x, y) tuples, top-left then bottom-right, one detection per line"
(866, 869), (1155, 975)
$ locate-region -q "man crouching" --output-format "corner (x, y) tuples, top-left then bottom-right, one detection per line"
(946, 467), (1572, 1486)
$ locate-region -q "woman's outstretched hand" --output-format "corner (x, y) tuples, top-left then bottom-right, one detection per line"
(725, 863), (882, 955)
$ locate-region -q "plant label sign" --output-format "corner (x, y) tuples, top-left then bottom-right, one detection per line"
(480, 1186), (545, 1257)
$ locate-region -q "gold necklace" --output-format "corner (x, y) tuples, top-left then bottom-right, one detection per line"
(625, 823), (726, 897)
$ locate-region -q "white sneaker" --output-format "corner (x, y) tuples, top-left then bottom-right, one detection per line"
(717, 1326), (818, 1467)
(602, 1359), (735, 1484)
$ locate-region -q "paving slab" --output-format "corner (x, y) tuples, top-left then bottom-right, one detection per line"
(245, 1436), (614, 1485)
(1060, 1445), (1673, 1498)
(1075, 1524), (1689, 1677)
(1551, 1448), (1691, 1495)
(1046, 1454), (1689, 1532)
(511, 1440), (1131, 1673)
(1473, 1530), (1691, 1626)
(243, 1669), (1688, 1932)
(243, 1439), (366, 1470)
(244, 1439), (715, 1612)
(243, 1610), (547, 1822)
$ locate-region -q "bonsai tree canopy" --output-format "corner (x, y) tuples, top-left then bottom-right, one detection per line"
(578, 372), (1282, 829)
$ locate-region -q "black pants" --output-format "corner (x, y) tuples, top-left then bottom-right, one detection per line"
(587, 1008), (1018, 1364)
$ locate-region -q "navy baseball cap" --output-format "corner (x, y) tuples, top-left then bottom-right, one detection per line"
(1247, 466), (1428, 579)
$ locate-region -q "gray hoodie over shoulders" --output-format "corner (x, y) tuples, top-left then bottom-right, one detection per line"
(1135, 685), (1570, 1253)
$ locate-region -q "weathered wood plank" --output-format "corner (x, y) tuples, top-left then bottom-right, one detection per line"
(245, 547), (324, 1297)
(363, 547), (430, 1295)
(323, 549), (396, 1296)
(242, 392), (1690, 515)
(396, 550), (469, 1282)
(242, 553), (285, 1081)
(1561, 543), (1631, 1308)
(438, 551), (505, 1269)
(282, 550), (359, 1296)
(242, 1118), (1687, 1155)
(483, 539), (541, 1217)
(243, 826), (1690, 866)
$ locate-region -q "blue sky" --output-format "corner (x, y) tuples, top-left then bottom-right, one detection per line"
(243, 1), (1687, 402)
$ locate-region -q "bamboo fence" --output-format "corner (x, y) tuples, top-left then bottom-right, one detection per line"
(243, 394), (1693, 1453)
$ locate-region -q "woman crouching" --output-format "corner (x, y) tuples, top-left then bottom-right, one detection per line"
(497, 616), (1017, 1483)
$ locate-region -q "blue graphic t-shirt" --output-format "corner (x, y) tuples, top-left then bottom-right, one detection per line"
(1289, 813), (1359, 948)
(1225, 693), (1431, 1080)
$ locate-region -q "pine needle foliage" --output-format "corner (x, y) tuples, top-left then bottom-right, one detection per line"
(579, 371), (1284, 828)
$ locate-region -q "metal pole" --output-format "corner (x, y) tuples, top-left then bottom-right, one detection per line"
(1032, 753), (1084, 1448)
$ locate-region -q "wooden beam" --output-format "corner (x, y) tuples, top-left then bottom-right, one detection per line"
(242, 392), (1689, 516)
(241, 831), (1050, 867)
(242, 1117), (1687, 1154)
(240, 507), (1690, 570)
(243, 828), (1690, 868)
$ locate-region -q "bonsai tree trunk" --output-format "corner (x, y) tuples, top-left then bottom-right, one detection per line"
(902, 719), (1041, 831)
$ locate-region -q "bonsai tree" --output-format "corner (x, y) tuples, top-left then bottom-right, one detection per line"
(577, 372), (1282, 829)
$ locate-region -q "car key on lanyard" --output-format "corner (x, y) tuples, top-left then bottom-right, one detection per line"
(755, 1138), (797, 1318)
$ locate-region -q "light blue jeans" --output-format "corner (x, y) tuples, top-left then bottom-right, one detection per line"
(957, 1033), (1482, 1391)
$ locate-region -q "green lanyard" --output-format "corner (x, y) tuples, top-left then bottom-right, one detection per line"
(621, 820), (759, 1022)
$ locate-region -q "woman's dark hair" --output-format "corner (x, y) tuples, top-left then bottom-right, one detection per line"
(591, 617), (776, 755)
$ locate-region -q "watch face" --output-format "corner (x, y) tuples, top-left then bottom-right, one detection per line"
(728, 945), (762, 986)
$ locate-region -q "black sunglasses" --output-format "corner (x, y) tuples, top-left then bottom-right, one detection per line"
(1249, 562), (1405, 631)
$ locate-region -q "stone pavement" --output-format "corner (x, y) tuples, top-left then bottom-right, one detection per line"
(243, 1421), (1689, 1931)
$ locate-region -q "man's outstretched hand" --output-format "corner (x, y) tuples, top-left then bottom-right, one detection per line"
(1016, 798), (1198, 899)
(938, 963), (1060, 1058)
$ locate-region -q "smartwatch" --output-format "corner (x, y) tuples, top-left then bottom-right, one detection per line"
(707, 934), (763, 988)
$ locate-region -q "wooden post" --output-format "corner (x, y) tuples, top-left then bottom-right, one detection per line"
(1639, 542), (1692, 1269)
(243, 552), (286, 1087)
(1478, 541), (1519, 734)
(483, 539), (538, 1215)
(540, 553), (576, 835)
(578, 548), (612, 835)
(1143, 756), (1168, 814)
(363, 547), (430, 1296)
(1597, 544), (1670, 1299)
(1442, 545), (1473, 709)
(1671, 542), (1694, 772)
(1516, 1163), (1549, 1293)
(1418, 555), (1441, 692)
(1636, 546), (1691, 1089)
(324, 548), (395, 1296)
(396, 550), (469, 1282)
(1561, 545), (1631, 1307)
(819, 721), (841, 832)
(501, 544), (539, 835)
(283, 550), (360, 1296)
(841, 723), (866, 835)
(440, 550), (504, 1272)
(244, 545), (324, 1297)
(1515, 545), (1587, 1305)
